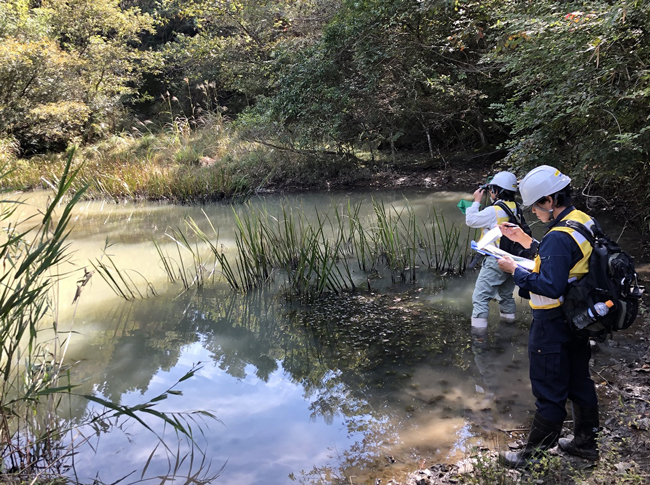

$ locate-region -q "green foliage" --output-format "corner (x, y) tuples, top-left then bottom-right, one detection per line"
(0, 0), (49, 38)
(157, 0), (337, 119)
(490, 1), (650, 217)
(0, 37), (86, 150)
(2, 0), (650, 231)
(237, 0), (501, 155)
(0, 0), (158, 152)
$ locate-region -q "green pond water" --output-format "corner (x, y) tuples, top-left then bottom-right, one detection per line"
(11, 188), (642, 484)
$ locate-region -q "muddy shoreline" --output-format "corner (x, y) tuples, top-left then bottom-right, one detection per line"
(359, 165), (650, 484)
(391, 305), (650, 484)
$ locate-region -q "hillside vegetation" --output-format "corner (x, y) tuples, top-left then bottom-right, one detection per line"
(1, 1), (648, 225)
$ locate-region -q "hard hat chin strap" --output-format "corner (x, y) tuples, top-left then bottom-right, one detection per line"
(535, 204), (554, 219)
(535, 194), (559, 220)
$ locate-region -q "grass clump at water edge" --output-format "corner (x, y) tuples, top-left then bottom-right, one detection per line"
(0, 116), (372, 202)
(142, 198), (478, 300)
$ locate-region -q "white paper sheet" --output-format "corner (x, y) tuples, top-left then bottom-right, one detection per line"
(476, 226), (503, 250)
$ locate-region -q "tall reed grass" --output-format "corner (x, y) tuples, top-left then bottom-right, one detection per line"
(0, 83), (381, 203)
(149, 199), (478, 299)
(0, 150), (215, 483)
(0, 81), (345, 202)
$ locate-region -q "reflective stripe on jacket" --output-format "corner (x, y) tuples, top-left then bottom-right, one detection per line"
(529, 209), (594, 310)
(479, 201), (518, 245)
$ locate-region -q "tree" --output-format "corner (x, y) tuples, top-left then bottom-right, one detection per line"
(0, 0), (158, 152)
(240, 0), (504, 156)
(489, 1), (650, 214)
(157, 0), (340, 115)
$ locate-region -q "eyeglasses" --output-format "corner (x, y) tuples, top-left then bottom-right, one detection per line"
(532, 196), (550, 211)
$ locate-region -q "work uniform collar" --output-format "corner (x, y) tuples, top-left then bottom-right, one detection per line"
(545, 205), (576, 232)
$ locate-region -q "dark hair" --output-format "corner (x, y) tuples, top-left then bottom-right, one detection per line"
(494, 188), (516, 201)
(536, 186), (573, 207)
(552, 186), (573, 207)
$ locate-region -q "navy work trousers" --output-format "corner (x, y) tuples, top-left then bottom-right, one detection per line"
(528, 313), (598, 424)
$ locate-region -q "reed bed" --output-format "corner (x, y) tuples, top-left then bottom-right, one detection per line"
(152, 199), (478, 299)
(0, 114), (354, 203)
(0, 119), (262, 202)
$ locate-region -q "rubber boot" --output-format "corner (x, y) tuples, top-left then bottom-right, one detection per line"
(499, 312), (516, 323)
(499, 412), (563, 469)
(558, 405), (599, 460)
(471, 317), (488, 329)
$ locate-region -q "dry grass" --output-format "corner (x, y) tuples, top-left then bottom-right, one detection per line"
(0, 114), (276, 201)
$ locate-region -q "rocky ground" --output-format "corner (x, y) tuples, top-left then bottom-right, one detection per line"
(394, 302), (650, 484)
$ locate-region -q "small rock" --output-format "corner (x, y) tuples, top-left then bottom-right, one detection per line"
(507, 440), (523, 450)
(615, 462), (635, 475)
(457, 461), (474, 474)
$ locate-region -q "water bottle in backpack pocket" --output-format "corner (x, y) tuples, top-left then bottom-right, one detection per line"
(572, 300), (613, 330)
(559, 218), (644, 341)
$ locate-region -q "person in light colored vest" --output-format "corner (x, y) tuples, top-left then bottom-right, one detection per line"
(465, 171), (529, 330)
(497, 165), (600, 468)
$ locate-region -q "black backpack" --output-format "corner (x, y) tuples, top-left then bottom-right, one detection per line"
(495, 201), (533, 258)
(558, 219), (643, 341)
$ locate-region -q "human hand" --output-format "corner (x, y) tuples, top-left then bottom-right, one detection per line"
(498, 223), (532, 248)
(498, 255), (517, 274)
(473, 187), (485, 202)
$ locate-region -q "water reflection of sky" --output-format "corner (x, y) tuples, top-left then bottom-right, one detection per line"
(62, 287), (533, 484)
(70, 343), (368, 485)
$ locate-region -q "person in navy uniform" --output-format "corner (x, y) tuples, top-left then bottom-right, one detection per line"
(496, 165), (600, 468)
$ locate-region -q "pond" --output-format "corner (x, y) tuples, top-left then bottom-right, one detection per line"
(11, 188), (643, 484)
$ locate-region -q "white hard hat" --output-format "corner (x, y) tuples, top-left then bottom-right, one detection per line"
(519, 165), (571, 207)
(489, 171), (518, 192)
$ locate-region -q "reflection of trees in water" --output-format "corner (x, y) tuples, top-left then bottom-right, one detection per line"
(279, 291), (474, 483)
(77, 285), (471, 405)
(71, 285), (480, 481)
(70, 298), (201, 407)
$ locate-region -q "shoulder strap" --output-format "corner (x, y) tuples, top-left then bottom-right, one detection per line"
(495, 201), (520, 225)
(554, 219), (595, 246)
